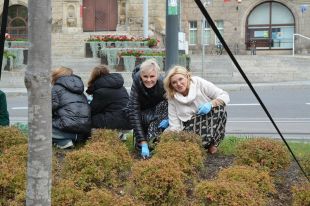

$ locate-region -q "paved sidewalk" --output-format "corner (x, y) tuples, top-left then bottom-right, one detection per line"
(2, 80), (310, 97)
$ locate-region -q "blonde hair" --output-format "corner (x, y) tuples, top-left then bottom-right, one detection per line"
(51, 66), (73, 85)
(163, 65), (192, 99)
(140, 58), (160, 75)
(88, 64), (110, 87)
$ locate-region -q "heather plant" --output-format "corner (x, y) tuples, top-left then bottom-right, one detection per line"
(129, 158), (188, 205)
(61, 140), (132, 190)
(52, 180), (85, 206)
(299, 153), (310, 176)
(77, 188), (142, 206)
(0, 126), (27, 153)
(291, 182), (310, 206)
(153, 140), (205, 178)
(194, 179), (266, 206)
(160, 131), (203, 146)
(217, 165), (276, 196)
(234, 138), (291, 172)
(88, 129), (120, 145)
(0, 144), (27, 205)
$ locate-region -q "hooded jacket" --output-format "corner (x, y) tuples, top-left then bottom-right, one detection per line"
(126, 70), (166, 143)
(52, 75), (91, 134)
(87, 73), (131, 129)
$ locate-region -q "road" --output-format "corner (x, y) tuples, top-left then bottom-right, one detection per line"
(6, 86), (310, 139)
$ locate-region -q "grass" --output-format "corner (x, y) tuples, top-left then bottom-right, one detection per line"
(218, 136), (310, 158)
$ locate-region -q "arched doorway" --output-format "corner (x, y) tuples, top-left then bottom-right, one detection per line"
(1, 5), (28, 39)
(246, 1), (295, 50)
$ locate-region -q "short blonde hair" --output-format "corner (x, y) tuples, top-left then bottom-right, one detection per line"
(140, 58), (160, 75)
(51, 66), (73, 85)
(163, 65), (192, 99)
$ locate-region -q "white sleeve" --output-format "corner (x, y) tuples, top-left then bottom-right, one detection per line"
(199, 77), (230, 105)
(166, 100), (183, 132)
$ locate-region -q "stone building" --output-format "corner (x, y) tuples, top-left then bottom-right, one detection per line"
(1, 0), (310, 57)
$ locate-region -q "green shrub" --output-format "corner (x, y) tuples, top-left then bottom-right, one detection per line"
(160, 131), (203, 146)
(12, 123), (28, 136)
(61, 141), (133, 190)
(217, 165), (275, 197)
(0, 126), (27, 153)
(153, 140), (205, 178)
(0, 144), (27, 205)
(235, 138), (291, 172)
(292, 182), (310, 206)
(194, 179), (265, 206)
(129, 158), (188, 205)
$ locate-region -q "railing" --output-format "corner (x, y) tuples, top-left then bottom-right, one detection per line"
(292, 33), (310, 56)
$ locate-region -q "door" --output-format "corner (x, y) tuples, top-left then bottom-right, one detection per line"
(83, 0), (118, 31)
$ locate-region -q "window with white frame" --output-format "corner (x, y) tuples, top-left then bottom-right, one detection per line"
(203, 20), (211, 45)
(215, 20), (224, 44)
(189, 21), (197, 45)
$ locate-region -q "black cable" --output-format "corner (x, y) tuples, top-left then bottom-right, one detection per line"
(194, 0), (309, 182)
(0, 0), (10, 79)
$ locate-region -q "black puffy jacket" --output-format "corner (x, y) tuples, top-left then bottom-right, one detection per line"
(126, 71), (166, 143)
(87, 73), (132, 129)
(52, 75), (91, 134)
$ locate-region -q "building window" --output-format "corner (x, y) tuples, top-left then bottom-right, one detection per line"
(0, 5), (28, 39)
(189, 21), (197, 45)
(215, 20), (224, 44)
(203, 20), (211, 45)
(247, 2), (295, 49)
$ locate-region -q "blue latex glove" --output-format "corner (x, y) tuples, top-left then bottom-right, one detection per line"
(197, 102), (212, 115)
(158, 119), (169, 129)
(141, 143), (150, 159)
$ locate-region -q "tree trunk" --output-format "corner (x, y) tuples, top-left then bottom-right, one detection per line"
(25, 1), (52, 205)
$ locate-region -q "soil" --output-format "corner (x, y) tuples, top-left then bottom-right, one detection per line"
(204, 154), (308, 206)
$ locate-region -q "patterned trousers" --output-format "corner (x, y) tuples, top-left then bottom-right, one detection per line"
(183, 105), (227, 149)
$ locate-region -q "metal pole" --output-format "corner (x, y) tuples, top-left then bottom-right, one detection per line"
(201, 18), (205, 76)
(165, 0), (180, 71)
(292, 34), (295, 56)
(143, 0), (148, 38)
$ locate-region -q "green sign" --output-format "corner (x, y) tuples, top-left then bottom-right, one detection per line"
(168, 0), (178, 15)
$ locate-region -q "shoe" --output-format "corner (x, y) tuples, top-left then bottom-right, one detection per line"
(55, 140), (74, 149)
(118, 132), (127, 141)
(208, 145), (218, 154)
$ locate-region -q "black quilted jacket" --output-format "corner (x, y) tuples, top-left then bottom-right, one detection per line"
(87, 73), (132, 129)
(52, 75), (91, 134)
(126, 71), (166, 143)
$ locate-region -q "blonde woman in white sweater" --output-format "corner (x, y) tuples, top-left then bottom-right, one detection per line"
(163, 66), (230, 154)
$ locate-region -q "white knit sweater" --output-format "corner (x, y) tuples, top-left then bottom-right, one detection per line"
(166, 76), (230, 131)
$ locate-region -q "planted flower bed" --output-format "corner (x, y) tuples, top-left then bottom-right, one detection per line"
(85, 35), (159, 58)
(1, 127), (309, 205)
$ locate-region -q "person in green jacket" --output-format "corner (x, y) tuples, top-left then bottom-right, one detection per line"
(0, 90), (9, 126)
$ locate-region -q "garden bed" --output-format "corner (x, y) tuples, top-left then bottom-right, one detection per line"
(1, 127), (309, 205)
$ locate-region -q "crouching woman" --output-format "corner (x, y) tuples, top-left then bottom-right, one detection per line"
(51, 67), (91, 149)
(163, 66), (230, 154)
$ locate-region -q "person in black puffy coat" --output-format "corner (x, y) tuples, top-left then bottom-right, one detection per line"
(51, 67), (91, 149)
(126, 58), (168, 159)
(86, 65), (132, 130)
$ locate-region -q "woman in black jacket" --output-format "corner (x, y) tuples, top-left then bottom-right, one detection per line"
(51, 67), (91, 149)
(86, 65), (131, 130)
(126, 59), (168, 158)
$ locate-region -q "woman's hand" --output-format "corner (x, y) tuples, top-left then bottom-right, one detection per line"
(197, 102), (212, 115)
(140, 142), (150, 159)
